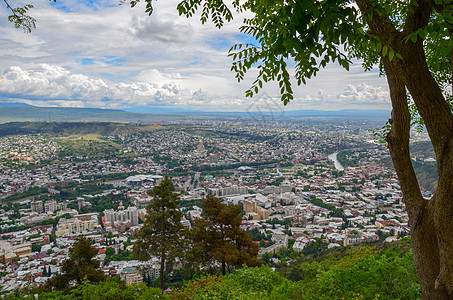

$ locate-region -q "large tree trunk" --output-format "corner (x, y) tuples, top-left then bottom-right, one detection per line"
(355, 0), (453, 298)
(382, 55), (447, 299)
(398, 36), (453, 300)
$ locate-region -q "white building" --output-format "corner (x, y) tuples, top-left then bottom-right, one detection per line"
(55, 217), (100, 237)
(104, 206), (139, 228)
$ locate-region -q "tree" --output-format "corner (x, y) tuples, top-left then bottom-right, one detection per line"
(187, 195), (260, 275)
(48, 236), (106, 290)
(133, 175), (185, 291)
(105, 247), (115, 257)
(128, 0), (453, 297)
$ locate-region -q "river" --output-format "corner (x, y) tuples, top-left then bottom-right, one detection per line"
(328, 152), (344, 171)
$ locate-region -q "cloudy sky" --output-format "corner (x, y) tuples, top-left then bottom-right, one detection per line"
(0, 0), (391, 112)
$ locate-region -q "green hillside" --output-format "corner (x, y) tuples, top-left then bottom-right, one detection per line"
(378, 140), (438, 192)
(8, 239), (419, 300)
(0, 121), (161, 138)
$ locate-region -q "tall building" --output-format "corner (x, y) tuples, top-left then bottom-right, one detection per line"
(208, 186), (248, 197)
(242, 199), (269, 220)
(30, 200), (43, 213)
(44, 200), (57, 213)
(104, 206), (139, 229)
(55, 217), (100, 237)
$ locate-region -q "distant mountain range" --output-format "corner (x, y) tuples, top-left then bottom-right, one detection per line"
(0, 102), (34, 107)
(0, 101), (390, 123)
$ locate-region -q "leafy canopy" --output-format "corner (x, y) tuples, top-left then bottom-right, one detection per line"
(129, 0), (453, 106)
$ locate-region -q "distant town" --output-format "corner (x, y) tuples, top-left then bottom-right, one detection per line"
(0, 120), (434, 293)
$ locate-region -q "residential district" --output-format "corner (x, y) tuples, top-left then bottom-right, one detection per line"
(0, 120), (434, 293)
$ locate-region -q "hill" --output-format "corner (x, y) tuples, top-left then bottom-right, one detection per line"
(0, 106), (390, 123)
(0, 107), (201, 123)
(380, 140), (437, 192)
(0, 121), (149, 138)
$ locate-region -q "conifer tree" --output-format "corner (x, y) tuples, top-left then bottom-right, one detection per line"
(187, 195), (260, 275)
(133, 176), (185, 291)
(47, 237), (106, 291)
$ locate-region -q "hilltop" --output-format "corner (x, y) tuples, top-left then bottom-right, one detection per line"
(0, 121), (162, 138)
(0, 104), (390, 124)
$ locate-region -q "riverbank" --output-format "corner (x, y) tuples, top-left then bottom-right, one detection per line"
(328, 152), (344, 170)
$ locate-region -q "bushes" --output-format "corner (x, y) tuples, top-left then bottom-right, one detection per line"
(8, 240), (420, 300)
(284, 241), (421, 300)
(170, 266), (302, 300)
(7, 277), (165, 300)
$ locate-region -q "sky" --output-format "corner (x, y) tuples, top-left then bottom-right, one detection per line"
(0, 0), (392, 112)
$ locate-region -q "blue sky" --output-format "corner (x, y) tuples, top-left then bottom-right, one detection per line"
(0, 0), (391, 112)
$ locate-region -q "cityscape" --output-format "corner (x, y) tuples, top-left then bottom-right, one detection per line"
(0, 119), (434, 294)
(1, 0), (451, 296)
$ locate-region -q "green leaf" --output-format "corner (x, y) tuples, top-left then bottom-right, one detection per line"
(389, 49), (395, 61)
(382, 45), (388, 57)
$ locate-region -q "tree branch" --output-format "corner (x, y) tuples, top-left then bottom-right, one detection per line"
(403, 0), (432, 35)
(355, 0), (400, 47)
(399, 43), (453, 167)
(3, 0), (16, 16)
(382, 56), (425, 211)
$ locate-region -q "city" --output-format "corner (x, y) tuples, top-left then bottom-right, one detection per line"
(0, 120), (434, 293)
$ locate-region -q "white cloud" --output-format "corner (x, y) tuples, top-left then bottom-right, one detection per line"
(0, 0), (391, 111)
(129, 14), (194, 44)
(0, 64), (391, 111)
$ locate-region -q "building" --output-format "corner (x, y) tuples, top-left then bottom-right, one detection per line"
(242, 199), (269, 220)
(104, 205), (139, 229)
(55, 216), (100, 237)
(77, 198), (92, 211)
(30, 200), (43, 213)
(125, 175), (163, 186)
(44, 200), (57, 213)
(344, 232), (363, 246)
(120, 267), (143, 285)
(208, 186), (248, 197)
(196, 139), (206, 152)
(0, 241), (32, 263)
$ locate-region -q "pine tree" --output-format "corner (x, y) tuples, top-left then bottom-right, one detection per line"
(188, 195), (260, 275)
(48, 237), (106, 290)
(47, 266), (51, 277)
(133, 176), (185, 291)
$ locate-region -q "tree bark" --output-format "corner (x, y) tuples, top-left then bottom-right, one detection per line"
(355, 0), (453, 298)
(382, 55), (446, 299)
(160, 251), (165, 292)
(398, 30), (453, 300)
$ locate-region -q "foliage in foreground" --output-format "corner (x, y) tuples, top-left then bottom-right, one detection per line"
(7, 276), (165, 300)
(8, 240), (420, 300)
(171, 266), (302, 299)
(279, 238), (420, 299)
